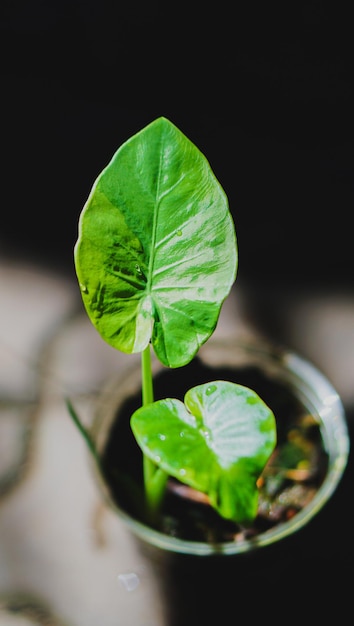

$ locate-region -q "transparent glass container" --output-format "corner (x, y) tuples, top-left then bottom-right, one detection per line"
(91, 336), (350, 557)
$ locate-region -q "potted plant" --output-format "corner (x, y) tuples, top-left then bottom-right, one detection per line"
(67, 117), (349, 624)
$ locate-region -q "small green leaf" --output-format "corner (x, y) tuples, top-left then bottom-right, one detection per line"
(131, 381), (277, 523)
(74, 117), (237, 368)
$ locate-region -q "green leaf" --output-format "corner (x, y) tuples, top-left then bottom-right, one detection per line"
(74, 117), (237, 368)
(131, 381), (277, 523)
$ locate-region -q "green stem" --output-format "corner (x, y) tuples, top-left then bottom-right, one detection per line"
(141, 344), (154, 405)
(141, 345), (168, 522)
(65, 398), (100, 469)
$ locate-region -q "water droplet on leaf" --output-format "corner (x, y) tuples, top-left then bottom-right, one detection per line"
(201, 428), (211, 439)
(206, 385), (217, 396)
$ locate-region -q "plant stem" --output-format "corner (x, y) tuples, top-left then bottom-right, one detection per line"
(141, 344), (154, 405)
(65, 398), (100, 468)
(141, 345), (168, 522)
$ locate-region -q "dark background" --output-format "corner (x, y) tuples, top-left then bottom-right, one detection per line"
(1, 1), (353, 288)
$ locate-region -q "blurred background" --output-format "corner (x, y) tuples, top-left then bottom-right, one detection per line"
(2, 0), (353, 388)
(1, 1), (353, 624)
(1, 1), (353, 285)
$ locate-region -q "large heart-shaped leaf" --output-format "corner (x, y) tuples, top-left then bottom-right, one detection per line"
(74, 117), (237, 368)
(131, 381), (277, 523)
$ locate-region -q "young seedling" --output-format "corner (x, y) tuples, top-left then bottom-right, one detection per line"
(71, 117), (276, 527)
